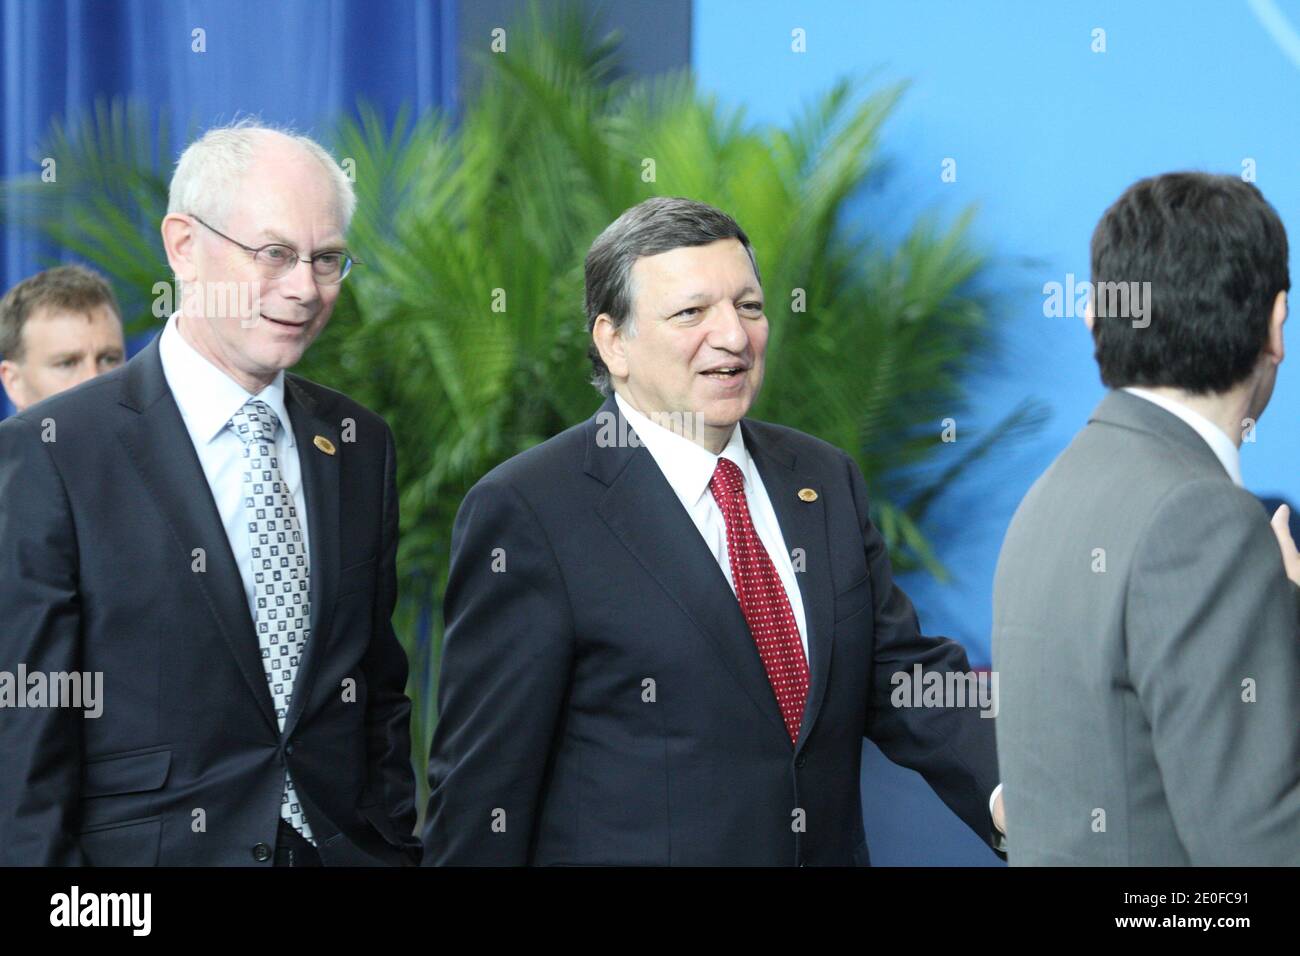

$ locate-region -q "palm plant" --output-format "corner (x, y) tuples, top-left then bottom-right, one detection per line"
(1, 5), (1041, 807)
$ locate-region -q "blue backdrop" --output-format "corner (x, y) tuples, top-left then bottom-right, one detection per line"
(695, 0), (1300, 662)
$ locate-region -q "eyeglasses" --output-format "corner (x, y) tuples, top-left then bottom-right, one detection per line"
(190, 215), (358, 284)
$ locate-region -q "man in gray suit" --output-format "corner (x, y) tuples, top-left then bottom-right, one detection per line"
(994, 172), (1300, 865)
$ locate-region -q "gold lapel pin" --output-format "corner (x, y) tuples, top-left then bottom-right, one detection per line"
(313, 435), (337, 456)
(798, 488), (818, 502)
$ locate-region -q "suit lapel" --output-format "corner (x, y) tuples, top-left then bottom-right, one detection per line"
(587, 397), (788, 740)
(115, 335), (278, 733)
(282, 376), (340, 738)
(742, 421), (836, 753)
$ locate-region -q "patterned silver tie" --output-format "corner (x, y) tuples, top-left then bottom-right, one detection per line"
(228, 398), (315, 845)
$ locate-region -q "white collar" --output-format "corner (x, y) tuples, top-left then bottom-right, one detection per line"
(158, 312), (293, 446)
(1123, 386), (1242, 487)
(614, 391), (752, 505)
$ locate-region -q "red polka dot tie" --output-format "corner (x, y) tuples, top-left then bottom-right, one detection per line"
(709, 457), (810, 745)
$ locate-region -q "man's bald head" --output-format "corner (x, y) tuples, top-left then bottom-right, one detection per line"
(167, 121), (356, 232)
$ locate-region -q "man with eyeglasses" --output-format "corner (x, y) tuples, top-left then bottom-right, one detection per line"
(0, 121), (420, 867)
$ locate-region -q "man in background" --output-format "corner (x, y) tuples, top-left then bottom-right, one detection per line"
(0, 264), (125, 411)
(993, 172), (1300, 865)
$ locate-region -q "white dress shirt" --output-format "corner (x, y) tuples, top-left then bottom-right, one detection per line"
(1123, 387), (1244, 486)
(614, 392), (809, 660)
(158, 312), (310, 619)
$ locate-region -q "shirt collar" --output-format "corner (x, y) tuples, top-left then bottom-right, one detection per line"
(158, 312), (293, 447)
(613, 391), (752, 506)
(1123, 386), (1242, 487)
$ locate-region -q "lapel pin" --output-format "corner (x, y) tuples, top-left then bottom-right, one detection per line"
(313, 435), (337, 456)
(798, 488), (818, 502)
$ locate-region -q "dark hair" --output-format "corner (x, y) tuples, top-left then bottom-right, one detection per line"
(583, 196), (761, 395)
(1090, 172), (1290, 393)
(0, 264), (122, 361)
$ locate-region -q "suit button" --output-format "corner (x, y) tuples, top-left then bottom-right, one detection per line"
(795, 754), (807, 768)
(285, 743), (295, 756)
(252, 843), (272, 862)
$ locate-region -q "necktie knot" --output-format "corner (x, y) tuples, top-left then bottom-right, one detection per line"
(228, 399), (279, 445)
(709, 456), (746, 501)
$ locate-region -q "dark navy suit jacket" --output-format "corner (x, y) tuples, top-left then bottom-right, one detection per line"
(0, 335), (420, 865)
(424, 394), (999, 865)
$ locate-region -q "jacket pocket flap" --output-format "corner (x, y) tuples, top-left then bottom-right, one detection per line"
(83, 749), (172, 798)
(833, 572), (872, 623)
(358, 801), (409, 849)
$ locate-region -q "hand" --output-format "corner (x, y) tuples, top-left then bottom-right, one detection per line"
(1270, 505), (1300, 586)
(992, 789), (1006, 836)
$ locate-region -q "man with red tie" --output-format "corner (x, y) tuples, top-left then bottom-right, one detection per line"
(424, 197), (1004, 865)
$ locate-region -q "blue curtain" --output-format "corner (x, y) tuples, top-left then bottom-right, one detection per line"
(0, 0), (458, 418)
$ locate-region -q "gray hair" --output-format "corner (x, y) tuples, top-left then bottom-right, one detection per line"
(583, 196), (761, 395)
(167, 118), (356, 231)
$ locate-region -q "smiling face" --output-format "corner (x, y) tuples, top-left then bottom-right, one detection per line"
(162, 133), (347, 393)
(599, 238), (767, 452)
(0, 304), (125, 410)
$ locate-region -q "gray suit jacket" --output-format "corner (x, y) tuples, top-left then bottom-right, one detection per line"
(993, 389), (1300, 865)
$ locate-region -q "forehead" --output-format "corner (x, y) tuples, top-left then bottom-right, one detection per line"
(630, 238), (758, 299)
(224, 144), (344, 238)
(22, 304), (123, 345)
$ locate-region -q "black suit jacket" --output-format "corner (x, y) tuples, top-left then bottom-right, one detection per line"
(0, 334), (420, 865)
(424, 395), (1000, 865)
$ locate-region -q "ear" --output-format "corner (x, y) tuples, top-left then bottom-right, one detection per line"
(0, 358), (27, 411)
(1083, 293), (1095, 333)
(161, 214), (200, 284)
(1267, 289), (1287, 365)
(592, 313), (630, 383)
